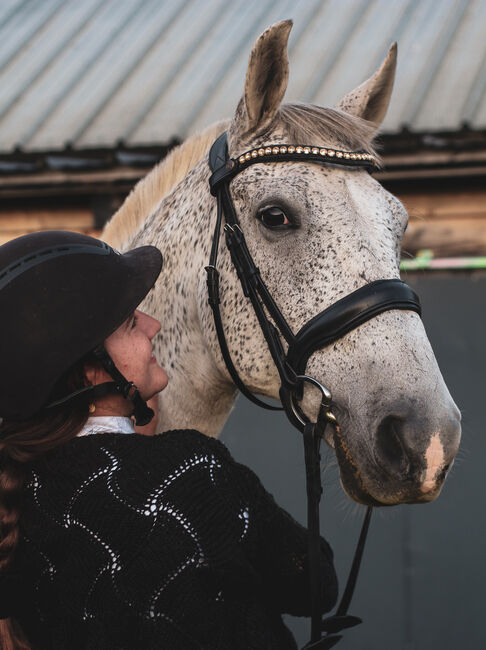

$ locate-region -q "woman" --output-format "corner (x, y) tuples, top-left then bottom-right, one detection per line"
(0, 230), (337, 650)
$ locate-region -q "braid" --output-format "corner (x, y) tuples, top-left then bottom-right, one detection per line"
(0, 352), (98, 649)
(0, 458), (23, 572)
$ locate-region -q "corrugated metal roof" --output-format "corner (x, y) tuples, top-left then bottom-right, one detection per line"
(0, 0), (484, 154)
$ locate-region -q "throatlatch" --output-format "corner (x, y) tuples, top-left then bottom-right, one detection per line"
(206, 131), (421, 648)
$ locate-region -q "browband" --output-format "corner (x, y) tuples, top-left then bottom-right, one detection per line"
(209, 132), (378, 196)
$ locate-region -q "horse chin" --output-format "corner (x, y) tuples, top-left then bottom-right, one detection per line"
(339, 480), (444, 507)
(332, 427), (446, 506)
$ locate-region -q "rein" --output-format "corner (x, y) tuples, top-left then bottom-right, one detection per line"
(206, 131), (421, 648)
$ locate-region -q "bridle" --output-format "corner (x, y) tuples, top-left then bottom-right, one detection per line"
(206, 131), (421, 648)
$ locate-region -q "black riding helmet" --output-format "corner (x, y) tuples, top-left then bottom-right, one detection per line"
(0, 230), (163, 424)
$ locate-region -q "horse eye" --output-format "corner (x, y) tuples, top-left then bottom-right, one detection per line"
(257, 207), (292, 229)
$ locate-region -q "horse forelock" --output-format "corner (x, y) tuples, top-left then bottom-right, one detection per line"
(275, 103), (380, 160)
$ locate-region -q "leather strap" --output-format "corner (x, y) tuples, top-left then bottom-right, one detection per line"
(302, 406), (371, 649)
(44, 346), (154, 426)
(208, 135), (376, 198)
(92, 346), (154, 426)
(207, 133), (421, 420)
(283, 279), (421, 406)
(288, 279), (420, 373)
(303, 422), (325, 640)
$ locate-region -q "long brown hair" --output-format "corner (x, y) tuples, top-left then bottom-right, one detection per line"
(0, 354), (97, 649)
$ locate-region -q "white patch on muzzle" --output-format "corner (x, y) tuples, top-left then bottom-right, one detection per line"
(421, 432), (445, 493)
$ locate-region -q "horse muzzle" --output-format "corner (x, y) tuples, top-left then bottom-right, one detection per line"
(332, 406), (462, 506)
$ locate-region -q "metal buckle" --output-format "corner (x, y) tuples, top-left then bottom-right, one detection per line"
(223, 223), (243, 235)
(290, 374), (337, 428)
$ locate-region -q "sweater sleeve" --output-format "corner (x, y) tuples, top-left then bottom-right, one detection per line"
(226, 458), (338, 617)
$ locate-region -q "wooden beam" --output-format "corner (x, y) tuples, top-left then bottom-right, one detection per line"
(0, 208), (93, 232)
(398, 188), (486, 256)
(0, 188), (485, 259)
(401, 190), (486, 219)
(0, 208), (97, 245)
(403, 218), (486, 257)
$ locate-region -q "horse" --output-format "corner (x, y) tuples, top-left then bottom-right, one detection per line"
(102, 20), (461, 507)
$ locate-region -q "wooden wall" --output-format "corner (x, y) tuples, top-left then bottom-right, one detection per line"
(0, 182), (485, 259)
(0, 207), (99, 245)
(401, 188), (486, 257)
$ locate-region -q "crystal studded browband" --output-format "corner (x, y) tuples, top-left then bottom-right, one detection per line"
(208, 135), (378, 197)
(236, 144), (377, 167)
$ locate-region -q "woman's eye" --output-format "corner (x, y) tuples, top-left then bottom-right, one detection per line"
(131, 315), (138, 329)
(257, 207), (293, 229)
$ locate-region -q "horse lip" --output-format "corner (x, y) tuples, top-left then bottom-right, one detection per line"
(332, 426), (370, 501)
(331, 426), (443, 506)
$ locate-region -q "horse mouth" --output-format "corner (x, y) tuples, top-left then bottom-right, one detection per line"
(331, 425), (445, 506)
(331, 425), (381, 505)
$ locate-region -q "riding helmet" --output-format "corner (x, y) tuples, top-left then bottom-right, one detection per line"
(0, 230), (163, 422)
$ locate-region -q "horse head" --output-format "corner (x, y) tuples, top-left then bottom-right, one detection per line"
(205, 20), (461, 506)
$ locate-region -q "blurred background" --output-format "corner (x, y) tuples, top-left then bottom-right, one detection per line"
(0, 0), (484, 648)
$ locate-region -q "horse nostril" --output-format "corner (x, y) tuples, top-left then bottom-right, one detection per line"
(375, 415), (410, 476)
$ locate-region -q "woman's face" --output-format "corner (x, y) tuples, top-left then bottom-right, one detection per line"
(104, 309), (168, 400)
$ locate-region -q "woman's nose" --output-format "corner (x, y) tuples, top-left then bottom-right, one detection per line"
(136, 310), (161, 338)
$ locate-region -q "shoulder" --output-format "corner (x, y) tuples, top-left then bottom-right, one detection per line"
(44, 428), (230, 462)
(27, 429), (270, 522)
(34, 429), (235, 489)
(108, 429), (234, 468)
(25, 430), (245, 522)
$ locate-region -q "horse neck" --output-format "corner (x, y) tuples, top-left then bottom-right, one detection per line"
(132, 161), (237, 438)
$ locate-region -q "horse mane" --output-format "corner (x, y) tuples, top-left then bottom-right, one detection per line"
(103, 104), (378, 250)
(102, 119), (229, 249)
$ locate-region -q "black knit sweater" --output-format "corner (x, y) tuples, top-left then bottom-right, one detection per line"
(10, 430), (337, 649)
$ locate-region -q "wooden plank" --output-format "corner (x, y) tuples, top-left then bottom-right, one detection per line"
(0, 209), (93, 232)
(0, 168), (145, 188)
(0, 191), (484, 259)
(0, 228), (101, 246)
(403, 218), (486, 257)
(400, 191), (486, 219)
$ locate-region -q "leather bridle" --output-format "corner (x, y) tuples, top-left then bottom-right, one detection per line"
(206, 131), (421, 648)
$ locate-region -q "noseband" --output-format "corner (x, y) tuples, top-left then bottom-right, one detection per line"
(206, 131), (421, 648)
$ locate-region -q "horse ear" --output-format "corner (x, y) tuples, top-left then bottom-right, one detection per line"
(233, 20), (292, 137)
(335, 43), (397, 127)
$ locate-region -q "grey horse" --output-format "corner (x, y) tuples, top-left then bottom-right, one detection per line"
(103, 21), (461, 506)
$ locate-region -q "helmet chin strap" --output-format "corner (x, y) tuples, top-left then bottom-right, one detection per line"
(45, 345), (154, 427)
(90, 345), (154, 427)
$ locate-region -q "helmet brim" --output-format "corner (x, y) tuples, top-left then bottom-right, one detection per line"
(99, 245), (163, 343)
